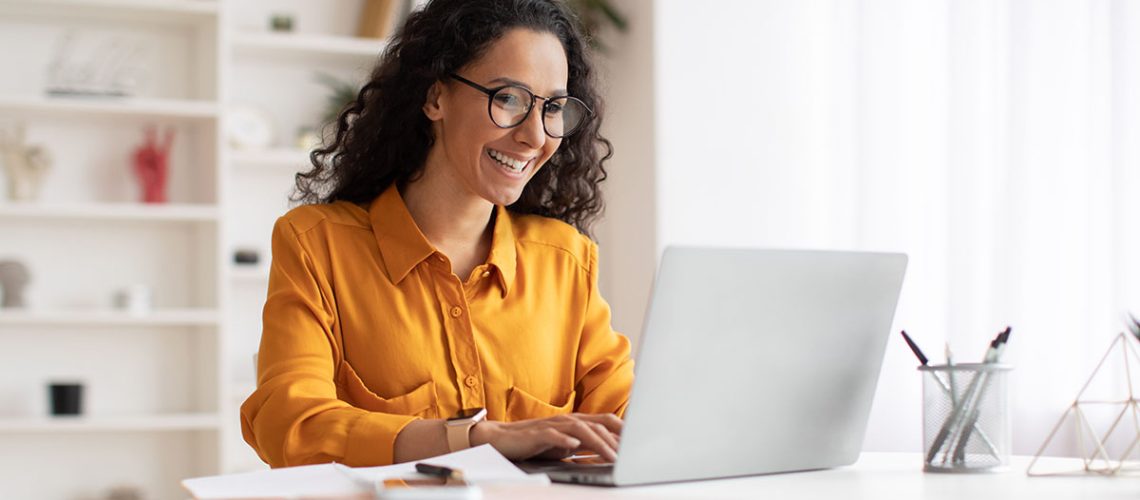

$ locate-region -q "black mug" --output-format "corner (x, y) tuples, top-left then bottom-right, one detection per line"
(49, 382), (83, 416)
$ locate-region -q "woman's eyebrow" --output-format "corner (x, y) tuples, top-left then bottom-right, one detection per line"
(487, 76), (568, 96)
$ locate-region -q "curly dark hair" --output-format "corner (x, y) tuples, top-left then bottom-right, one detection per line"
(293, 0), (613, 237)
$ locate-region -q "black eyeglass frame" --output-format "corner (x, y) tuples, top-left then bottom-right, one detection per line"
(448, 73), (593, 139)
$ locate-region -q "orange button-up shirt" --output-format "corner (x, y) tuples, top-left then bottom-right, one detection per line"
(240, 185), (634, 468)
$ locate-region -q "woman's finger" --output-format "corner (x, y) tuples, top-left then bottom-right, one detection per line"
(573, 412), (624, 435)
(555, 419), (617, 462)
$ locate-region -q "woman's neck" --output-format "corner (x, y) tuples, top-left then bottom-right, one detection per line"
(400, 160), (495, 278)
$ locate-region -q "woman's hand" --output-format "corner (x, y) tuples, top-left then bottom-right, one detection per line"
(468, 413), (623, 462)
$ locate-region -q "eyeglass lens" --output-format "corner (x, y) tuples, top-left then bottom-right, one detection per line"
(490, 86), (588, 138)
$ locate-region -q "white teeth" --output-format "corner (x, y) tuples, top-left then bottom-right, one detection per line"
(489, 149), (526, 172)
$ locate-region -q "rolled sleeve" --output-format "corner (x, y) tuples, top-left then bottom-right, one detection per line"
(573, 241), (635, 417)
(239, 217), (418, 467)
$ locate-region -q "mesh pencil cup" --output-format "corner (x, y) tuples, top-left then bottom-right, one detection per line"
(919, 363), (1012, 473)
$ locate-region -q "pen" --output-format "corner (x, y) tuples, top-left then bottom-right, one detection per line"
(415, 462), (465, 482)
(951, 327), (1013, 462)
(900, 330), (929, 365)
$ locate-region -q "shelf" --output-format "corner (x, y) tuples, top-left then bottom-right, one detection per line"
(0, 413), (221, 433)
(0, 202), (218, 223)
(232, 32), (387, 62)
(230, 267), (270, 284)
(230, 147), (313, 169)
(0, 0), (218, 25)
(0, 308), (219, 327)
(0, 95), (219, 121)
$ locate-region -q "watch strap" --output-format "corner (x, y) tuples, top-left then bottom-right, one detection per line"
(446, 419), (476, 452)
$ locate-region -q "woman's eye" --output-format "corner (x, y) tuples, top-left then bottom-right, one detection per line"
(494, 93), (522, 108)
(545, 102), (565, 115)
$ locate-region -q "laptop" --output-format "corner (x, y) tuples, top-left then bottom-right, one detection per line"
(519, 246), (907, 486)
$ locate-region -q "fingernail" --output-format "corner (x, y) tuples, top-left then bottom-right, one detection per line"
(568, 439), (581, 448)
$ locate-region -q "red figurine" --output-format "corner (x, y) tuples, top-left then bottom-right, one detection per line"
(132, 126), (174, 203)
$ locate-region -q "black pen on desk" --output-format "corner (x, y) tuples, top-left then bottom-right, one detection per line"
(415, 462), (465, 482)
(900, 330), (929, 365)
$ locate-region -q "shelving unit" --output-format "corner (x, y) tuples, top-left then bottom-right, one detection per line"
(232, 31), (387, 60)
(0, 0), (400, 497)
(0, 202), (219, 222)
(229, 147), (311, 169)
(0, 413), (222, 433)
(0, 308), (219, 327)
(0, 95), (219, 121)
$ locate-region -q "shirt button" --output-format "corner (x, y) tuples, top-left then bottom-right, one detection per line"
(450, 306), (463, 318)
(464, 375), (479, 387)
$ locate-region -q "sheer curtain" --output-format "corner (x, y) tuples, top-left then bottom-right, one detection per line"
(647, 0), (1140, 454)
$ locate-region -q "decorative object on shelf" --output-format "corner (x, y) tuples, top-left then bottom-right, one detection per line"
(49, 381), (84, 416)
(105, 484), (145, 500)
(566, 0), (628, 52)
(357, 0), (402, 39)
(269, 13), (295, 33)
(315, 72), (359, 128)
(1027, 320), (1140, 476)
(295, 126), (321, 152)
(131, 126), (174, 204)
(112, 284), (153, 316)
(0, 260), (31, 308)
(233, 248), (261, 266)
(0, 124), (53, 202)
(45, 29), (148, 97)
(227, 106), (275, 150)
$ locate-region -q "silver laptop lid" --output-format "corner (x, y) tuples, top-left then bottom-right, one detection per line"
(613, 247), (907, 486)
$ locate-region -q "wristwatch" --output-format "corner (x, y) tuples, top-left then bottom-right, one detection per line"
(445, 408), (487, 452)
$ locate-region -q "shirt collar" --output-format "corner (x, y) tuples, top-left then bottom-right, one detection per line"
(370, 184), (517, 297)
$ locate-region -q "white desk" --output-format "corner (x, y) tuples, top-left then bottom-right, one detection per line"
(482, 453), (1136, 499)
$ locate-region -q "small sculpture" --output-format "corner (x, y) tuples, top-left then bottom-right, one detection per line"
(0, 125), (53, 201)
(132, 126), (174, 204)
(0, 260), (31, 308)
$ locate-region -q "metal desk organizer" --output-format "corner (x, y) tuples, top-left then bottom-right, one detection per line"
(920, 363), (1013, 472)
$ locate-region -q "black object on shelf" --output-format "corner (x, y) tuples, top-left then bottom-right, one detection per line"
(49, 382), (84, 416)
(270, 13), (295, 32)
(234, 249), (260, 265)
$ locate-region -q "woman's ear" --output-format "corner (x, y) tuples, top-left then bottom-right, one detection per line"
(423, 81), (445, 121)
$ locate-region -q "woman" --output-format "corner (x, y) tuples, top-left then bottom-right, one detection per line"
(240, 0), (634, 468)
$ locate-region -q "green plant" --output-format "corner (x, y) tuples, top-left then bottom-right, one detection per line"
(566, 0), (628, 51)
(314, 72), (359, 126)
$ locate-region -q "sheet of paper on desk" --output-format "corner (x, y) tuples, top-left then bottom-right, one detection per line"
(353, 444), (544, 483)
(182, 445), (545, 499)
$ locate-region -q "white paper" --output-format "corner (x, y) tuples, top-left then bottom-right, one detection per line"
(182, 445), (545, 499)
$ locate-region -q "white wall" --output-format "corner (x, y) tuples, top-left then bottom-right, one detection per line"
(600, 0), (1140, 456)
(595, 0), (657, 346)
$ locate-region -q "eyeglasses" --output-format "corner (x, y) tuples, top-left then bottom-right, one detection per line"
(449, 73), (592, 139)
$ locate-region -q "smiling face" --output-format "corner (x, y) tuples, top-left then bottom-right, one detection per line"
(422, 28), (568, 207)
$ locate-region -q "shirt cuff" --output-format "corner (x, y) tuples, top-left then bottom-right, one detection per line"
(343, 412), (421, 466)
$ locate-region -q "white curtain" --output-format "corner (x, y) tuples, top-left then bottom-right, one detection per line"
(650, 0), (1140, 454)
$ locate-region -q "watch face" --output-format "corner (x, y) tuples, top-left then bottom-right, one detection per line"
(448, 408), (485, 421)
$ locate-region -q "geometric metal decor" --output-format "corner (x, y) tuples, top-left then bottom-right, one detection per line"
(1027, 330), (1140, 476)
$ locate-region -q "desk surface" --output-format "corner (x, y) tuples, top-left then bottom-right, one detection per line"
(483, 453), (1137, 500)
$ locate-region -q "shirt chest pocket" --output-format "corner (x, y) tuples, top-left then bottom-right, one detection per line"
(335, 360), (440, 418)
(505, 386), (576, 421)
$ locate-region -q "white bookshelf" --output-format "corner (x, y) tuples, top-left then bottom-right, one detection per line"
(230, 147), (312, 169)
(0, 308), (219, 327)
(0, 413), (222, 433)
(0, 0), (219, 23)
(0, 0), (398, 496)
(0, 202), (219, 222)
(229, 266), (270, 283)
(232, 32), (386, 61)
(0, 96), (219, 121)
